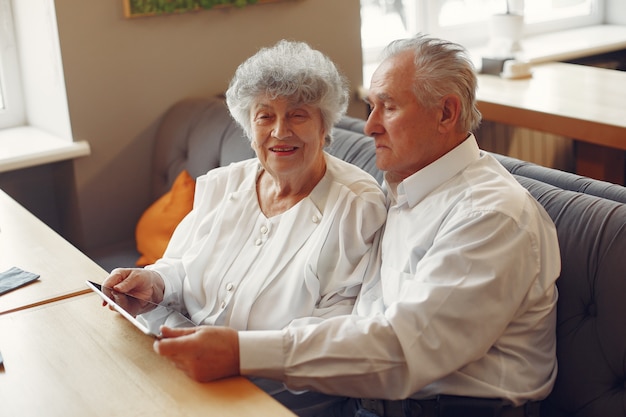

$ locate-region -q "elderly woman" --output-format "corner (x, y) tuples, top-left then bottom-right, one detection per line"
(101, 40), (386, 415)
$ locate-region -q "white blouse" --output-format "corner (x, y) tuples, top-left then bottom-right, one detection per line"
(146, 154), (386, 330)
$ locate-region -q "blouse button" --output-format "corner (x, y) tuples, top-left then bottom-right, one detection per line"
(312, 215), (320, 223)
(220, 301), (226, 309)
(260, 225), (268, 234)
(255, 238), (263, 246)
(226, 282), (234, 292)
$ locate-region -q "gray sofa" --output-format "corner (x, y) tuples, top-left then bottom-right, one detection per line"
(91, 96), (626, 417)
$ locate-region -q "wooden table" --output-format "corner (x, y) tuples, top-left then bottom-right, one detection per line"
(0, 293), (295, 417)
(0, 189), (295, 417)
(477, 62), (626, 184)
(0, 189), (106, 314)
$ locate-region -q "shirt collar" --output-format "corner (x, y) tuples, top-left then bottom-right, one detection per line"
(385, 134), (480, 208)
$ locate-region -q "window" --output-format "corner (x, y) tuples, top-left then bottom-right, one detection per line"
(0, 0), (89, 173)
(361, 0), (603, 82)
(0, 0), (26, 129)
(433, 0), (601, 42)
(0, 0), (75, 140)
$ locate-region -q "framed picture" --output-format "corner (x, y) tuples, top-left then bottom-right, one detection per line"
(123, 0), (291, 18)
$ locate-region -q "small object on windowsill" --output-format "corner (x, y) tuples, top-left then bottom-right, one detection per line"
(500, 59), (532, 79)
(480, 56), (512, 75)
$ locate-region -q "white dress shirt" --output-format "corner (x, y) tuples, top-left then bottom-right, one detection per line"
(146, 154), (386, 331)
(239, 135), (560, 405)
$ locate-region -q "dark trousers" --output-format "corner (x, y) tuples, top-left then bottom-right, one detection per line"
(353, 396), (540, 417)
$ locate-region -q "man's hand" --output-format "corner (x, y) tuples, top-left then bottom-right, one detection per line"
(153, 326), (240, 382)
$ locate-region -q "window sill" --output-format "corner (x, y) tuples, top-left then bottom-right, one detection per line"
(0, 127), (91, 173)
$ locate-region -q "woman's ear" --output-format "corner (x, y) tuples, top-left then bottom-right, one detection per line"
(438, 94), (461, 133)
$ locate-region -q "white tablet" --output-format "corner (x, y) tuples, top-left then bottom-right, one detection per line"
(86, 280), (196, 338)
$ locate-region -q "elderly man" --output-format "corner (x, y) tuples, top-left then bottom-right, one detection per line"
(153, 34), (560, 417)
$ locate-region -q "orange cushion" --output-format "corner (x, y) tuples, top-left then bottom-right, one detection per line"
(135, 170), (195, 266)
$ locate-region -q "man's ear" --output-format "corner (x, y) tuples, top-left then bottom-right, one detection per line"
(438, 94), (461, 133)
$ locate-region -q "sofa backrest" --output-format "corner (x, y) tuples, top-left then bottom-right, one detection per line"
(494, 153), (626, 204)
(151, 97), (255, 199)
(326, 126), (383, 184)
(514, 175), (626, 416)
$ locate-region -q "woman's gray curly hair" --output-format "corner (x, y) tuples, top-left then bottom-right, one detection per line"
(225, 40), (349, 146)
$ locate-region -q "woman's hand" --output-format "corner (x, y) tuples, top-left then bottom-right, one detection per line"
(102, 268), (165, 304)
(154, 326), (240, 382)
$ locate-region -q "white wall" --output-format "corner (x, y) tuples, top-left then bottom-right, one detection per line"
(606, 0), (626, 24)
(52, 0), (365, 251)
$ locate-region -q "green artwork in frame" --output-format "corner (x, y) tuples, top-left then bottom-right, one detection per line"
(124, 0), (289, 18)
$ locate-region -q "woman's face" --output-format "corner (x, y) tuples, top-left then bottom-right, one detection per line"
(250, 96), (327, 181)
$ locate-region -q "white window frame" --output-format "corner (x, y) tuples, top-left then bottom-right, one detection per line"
(0, 0), (26, 129)
(363, 0), (605, 54)
(419, 0), (605, 48)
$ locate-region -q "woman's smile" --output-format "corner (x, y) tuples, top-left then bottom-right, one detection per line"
(269, 145), (299, 154)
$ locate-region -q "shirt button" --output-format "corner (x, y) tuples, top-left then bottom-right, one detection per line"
(220, 301), (226, 309)
(255, 238), (263, 246)
(312, 215), (320, 223)
(226, 283), (234, 291)
(260, 225), (268, 234)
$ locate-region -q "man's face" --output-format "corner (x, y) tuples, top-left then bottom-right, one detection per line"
(364, 51), (443, 183)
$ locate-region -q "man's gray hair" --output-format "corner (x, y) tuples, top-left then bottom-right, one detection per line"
(381, 34), (482, 132)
